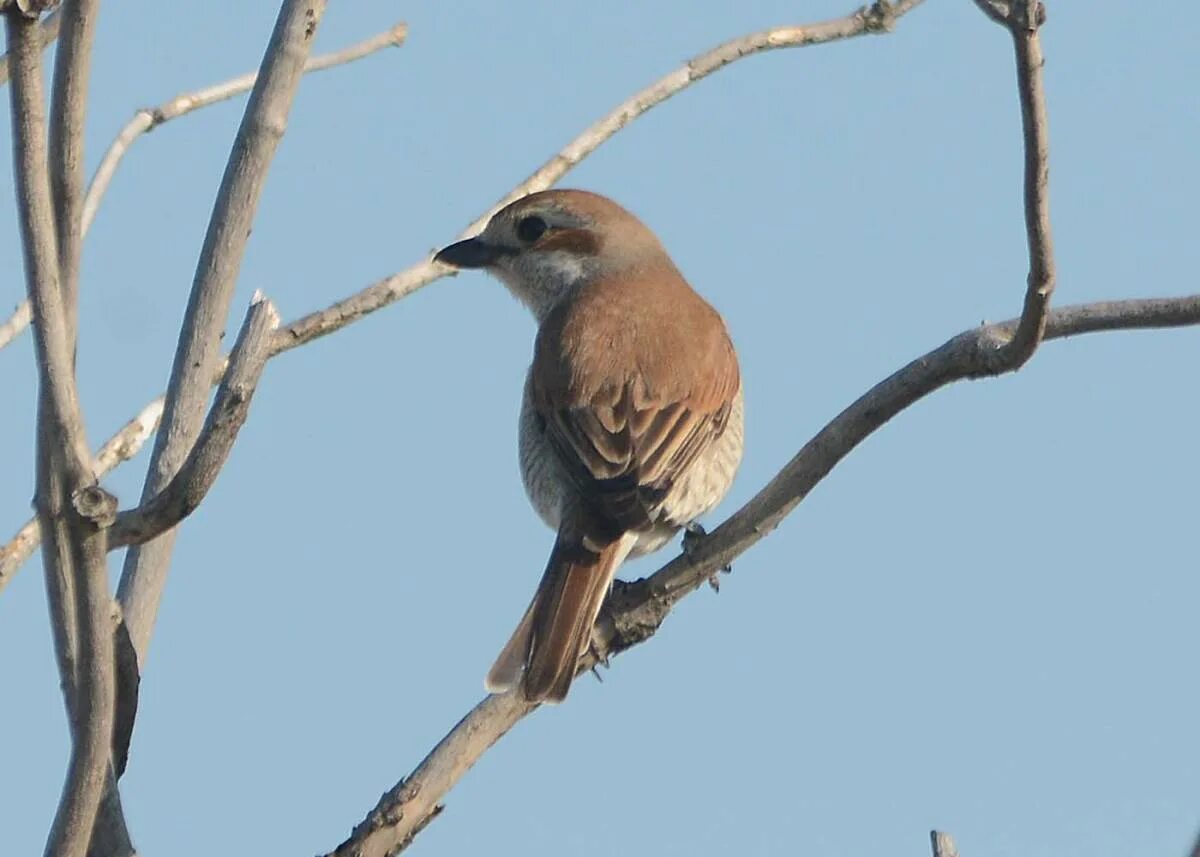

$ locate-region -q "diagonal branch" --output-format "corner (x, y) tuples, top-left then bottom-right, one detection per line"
(275, 0), (930, 353)
(115, 0), (329, 665)
(2, 0), (930, 590)
(0, 295), (31, 348)
(108, 294), (279, 550)
(0, 19), (407, 354)
(324, 293), (1200, 857)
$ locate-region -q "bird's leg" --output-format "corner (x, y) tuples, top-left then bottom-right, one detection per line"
(586, 633), (610, 683)
(681, 521), (732, 591)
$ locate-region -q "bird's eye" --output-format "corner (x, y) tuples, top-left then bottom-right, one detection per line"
(516, 215), (548, 244)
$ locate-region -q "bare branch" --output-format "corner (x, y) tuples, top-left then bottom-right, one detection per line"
(985, 0), (1055, 368)
(971, 0), (1013, 26)
(115, 0), (329, 664)
(323, 294), (1200, 853)
(931, 830), (961, 857)
(277, 0), (929, 352)
(109, 295), (279, 550)
(0, 21), (407, 355)
(47, 0), (98, 346)
(0, 6), (58, 86)
(0, 298), (31, 348)
(5, 11), (116, 857)
(1, 398), (164, 590)
(328, 693), (534, 857)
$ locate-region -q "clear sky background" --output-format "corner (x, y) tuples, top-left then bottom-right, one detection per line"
(2, 2), (1198, 855)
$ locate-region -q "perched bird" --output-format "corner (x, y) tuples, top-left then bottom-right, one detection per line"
(435, 190), (743, 703)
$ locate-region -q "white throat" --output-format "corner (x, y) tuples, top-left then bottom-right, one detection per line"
(498, 251), (594, 322)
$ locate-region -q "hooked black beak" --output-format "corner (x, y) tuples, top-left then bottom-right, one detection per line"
(434, 237), (502, 269)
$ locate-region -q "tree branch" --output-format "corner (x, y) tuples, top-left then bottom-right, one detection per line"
(2, 398), (163, 590)
(47, 0), (98, 347)
(273, 0), (928, 352)
(0, 19), (407, 354)
(328, 693), (534, 857)
(109, 294), (279, 550)
(0, 6), (58, 87)
(115, 0), (328, 665)
(985, 0), (1054, 369)
(4, 10), (116, 857)
(0, 296), (31, 348)
(931, 830), (961, 857)
(322, 293), (1200, 856)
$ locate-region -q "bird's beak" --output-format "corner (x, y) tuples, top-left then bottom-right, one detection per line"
(435, 237), (500, 269)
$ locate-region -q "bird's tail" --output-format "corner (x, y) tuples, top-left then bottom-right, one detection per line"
(486, 531), (634, 703)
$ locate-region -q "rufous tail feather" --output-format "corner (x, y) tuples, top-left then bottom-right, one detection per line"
(486, 532), (632, 703)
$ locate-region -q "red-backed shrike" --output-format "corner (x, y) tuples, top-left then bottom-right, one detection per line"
(435, 190), (743, 703)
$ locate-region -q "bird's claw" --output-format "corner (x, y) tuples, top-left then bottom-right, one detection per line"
(586, 638), (611, 683)
(682, 521), (733, 590)
(681, 521), (707, 558)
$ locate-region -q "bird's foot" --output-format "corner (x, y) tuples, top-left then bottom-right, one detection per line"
(681, 521), (732, 591)
(586, 635), (611, 684)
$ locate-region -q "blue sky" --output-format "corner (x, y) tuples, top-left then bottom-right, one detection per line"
(2, 1), (1198, 855)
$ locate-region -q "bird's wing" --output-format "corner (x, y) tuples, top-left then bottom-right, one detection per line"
(531, 280), (739, 539)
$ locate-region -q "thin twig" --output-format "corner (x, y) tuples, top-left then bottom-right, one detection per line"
(275, 0), (929, 352)
(987, 0), (1055, 368)
(0, 394), (162, 589)
(0, 6), (59, 86)
(0, 20), (407, 354)
(323, 293), (1200, 855)
(0, 299), (31, 349)
(109, 295), (279, 549)
(931, 830), (961, 857)
(115, 0), (328, 665)
(5, 11), (116, 857)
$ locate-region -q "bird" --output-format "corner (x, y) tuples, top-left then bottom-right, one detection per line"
(434, 189), (743, 703)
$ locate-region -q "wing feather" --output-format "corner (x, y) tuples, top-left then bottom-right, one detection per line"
(531, 271), (739, 538)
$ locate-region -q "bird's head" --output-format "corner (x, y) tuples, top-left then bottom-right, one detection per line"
(434, 189), (670, 320)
